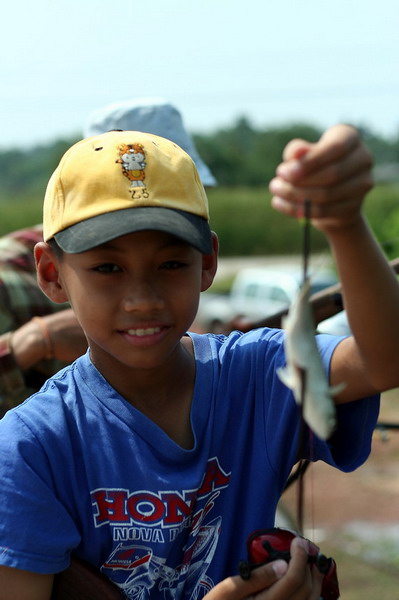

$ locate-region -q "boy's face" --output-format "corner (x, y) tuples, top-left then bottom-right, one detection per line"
(38, 230), (217, 381)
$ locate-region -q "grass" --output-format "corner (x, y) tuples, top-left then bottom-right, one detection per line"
(1, 184), (399, 260)
(0, 195), (43, 235)
(279, 388), (399, 599)
(322, 540), (399, 600)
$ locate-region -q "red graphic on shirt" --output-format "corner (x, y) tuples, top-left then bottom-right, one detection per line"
(91, 457), (230, 528)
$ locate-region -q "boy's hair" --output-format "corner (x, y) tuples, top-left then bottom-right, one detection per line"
(43, 131), (212, 255)
(47, 237), (63, 259)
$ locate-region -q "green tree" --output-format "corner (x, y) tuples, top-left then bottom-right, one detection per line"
(0, 136), (78, 199)
(194, 119), (322, 186)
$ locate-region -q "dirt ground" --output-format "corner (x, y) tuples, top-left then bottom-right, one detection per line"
(280, 388), (399, 527)
(278, 388), (399, 598)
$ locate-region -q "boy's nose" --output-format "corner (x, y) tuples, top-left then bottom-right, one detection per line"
(122, 280), (164, 312)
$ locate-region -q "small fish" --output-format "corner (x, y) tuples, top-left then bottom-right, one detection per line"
(277, 277), (344, 440)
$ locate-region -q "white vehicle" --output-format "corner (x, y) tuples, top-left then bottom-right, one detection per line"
(197, 265), (340, 332)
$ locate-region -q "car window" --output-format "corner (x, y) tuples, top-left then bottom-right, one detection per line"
(244, 283), (260, 299)
(310, 280), (336, 295)
(269, 286), (291, 303)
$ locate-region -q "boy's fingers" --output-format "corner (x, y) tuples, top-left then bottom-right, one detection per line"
(271, 193), (365, 234)
(270, 170), (372, 209)
(253, 537), (316, 600)
(282, 140), (312, 162)
(300, 124), (361, 174)
(273, 537), (312, 591)
(272, 194), (362, 227)
(204, 537), (322, 600)
(203, 561), (288, 600)
(309, 561), (324, 600)
(278, 124), (364, 182)
(278, 143), (373, 188)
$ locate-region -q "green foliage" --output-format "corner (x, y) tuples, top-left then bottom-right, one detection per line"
(194, 118), (322, 186)
(0, 195), (43, 236)
(207, 186), (328, 256)
(1, 185), (398, 260)
(1, 117), (398, 201)
(207, 183), (399, 258)
(0, 136), (79, 198)
(0, 119), (398, 259)
(359, 126), (399, 165)
(193, 117), (399, 187)
(363, 183), (399, 259)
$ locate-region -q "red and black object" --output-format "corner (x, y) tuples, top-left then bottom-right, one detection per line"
(239, 527), (340, 600)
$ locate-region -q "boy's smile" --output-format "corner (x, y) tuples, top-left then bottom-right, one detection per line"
(39, 229), (217, 408)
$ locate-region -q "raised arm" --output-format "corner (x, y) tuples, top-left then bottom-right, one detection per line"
(9, 308), (87, 369)
(269, 124), (399, 401)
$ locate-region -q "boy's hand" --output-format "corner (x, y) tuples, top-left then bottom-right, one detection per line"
(269, 124), (373, 234)
(204, 537), (323, 600)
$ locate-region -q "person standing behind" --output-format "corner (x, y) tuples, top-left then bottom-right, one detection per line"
(0, 225), (87, 414)
(83, 97), (217, 188)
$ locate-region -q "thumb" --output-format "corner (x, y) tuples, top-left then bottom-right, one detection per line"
(280, 124), (360, 179)
(282, 139), (313, 162)
(277, 140), (313, 182)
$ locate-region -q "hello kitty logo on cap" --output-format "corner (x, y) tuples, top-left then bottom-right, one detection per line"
(116, 142), (147, 188)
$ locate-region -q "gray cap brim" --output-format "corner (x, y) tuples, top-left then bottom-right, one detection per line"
(55, 207), (212, 254)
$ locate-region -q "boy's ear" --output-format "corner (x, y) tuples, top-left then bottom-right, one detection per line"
(34, 242), (69, 304)
(201, 232), (219, 292)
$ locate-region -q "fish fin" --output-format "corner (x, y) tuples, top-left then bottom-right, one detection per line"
(329, 381), (346, 397)
(277, 366), (295, 389)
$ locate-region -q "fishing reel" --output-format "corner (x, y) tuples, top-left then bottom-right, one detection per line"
(239, 527), (340, 600)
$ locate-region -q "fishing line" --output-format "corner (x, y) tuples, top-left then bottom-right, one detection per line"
(296, 198), (312, 534)
(302, 199), (311, 285)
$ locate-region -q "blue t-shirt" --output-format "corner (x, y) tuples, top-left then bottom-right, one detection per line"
(0, 329), (378, 599)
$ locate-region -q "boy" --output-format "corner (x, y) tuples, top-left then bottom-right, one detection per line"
(0, 98), (215, 417)
(0, 126), (398, 600)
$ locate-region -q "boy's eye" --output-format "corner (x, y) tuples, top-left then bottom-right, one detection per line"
(161, 260), (187, 270)
(93, 263), (121, 273)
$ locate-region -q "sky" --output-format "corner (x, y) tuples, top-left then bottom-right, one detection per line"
(1, 0), (398, 150)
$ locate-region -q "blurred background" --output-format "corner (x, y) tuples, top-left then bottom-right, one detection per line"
(1, 0), (399, 596)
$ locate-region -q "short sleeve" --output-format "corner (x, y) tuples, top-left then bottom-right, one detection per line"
(0, 410), (81, 573)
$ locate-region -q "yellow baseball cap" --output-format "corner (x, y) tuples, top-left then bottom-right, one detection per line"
(43, 130), (212, 254)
